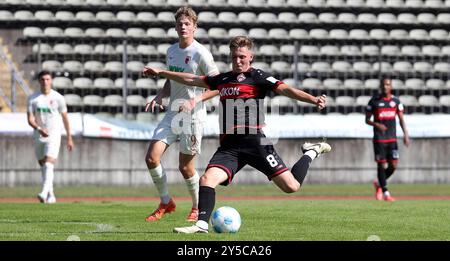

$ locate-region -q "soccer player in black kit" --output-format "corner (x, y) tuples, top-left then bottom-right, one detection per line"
(365, 78), (410, 202)
(143, 36), (331, 233)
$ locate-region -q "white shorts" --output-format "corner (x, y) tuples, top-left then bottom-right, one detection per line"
(151, 113), (203, 155)
(34, 136), (61, 160)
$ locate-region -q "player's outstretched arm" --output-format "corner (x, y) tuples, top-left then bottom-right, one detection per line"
(179, 90), (219, 112)
(142, 66), (208, 88)
(275, 83), (326, 110)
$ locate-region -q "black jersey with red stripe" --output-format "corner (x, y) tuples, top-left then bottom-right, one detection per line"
(366, 95), (404, 143)
(204, 68), (283, 135)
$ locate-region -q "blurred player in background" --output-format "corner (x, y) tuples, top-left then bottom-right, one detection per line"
(27, 70), (74, 204)
(143, 36), (332, 233)
(143, 6), (219, 222)
(365, 77), (410, 202)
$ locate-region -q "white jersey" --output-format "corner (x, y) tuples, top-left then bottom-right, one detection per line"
(27, 89), (67, 141)
(166, 40), (219, 122)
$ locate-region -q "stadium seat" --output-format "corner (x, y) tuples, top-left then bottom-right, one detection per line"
(63, 60), (83, 73)
(73, 77), (93, 89)
(302, 78), (322, 89)
(268, 28), (289, 39)
(248, 0), (266, 7)
(208, 28), (228, 39)
(291, 62), (310, 73)
(157, 11), (175, 22)
(321, 45), (340, 55)
(357, 13), (377, 24)
(126, 95), (146, 106)
(366, 0), (384, 7)
(409, 29), (428, 39)
(116, 11), (136, 22)
(401, 45), (421, 56)
(83, 95), (104, 106)
(84, 61), (104, 72)
(136, 12), (156, 22)
(414, 61), (433, 72)
(94, 78), (114, 89)
(35, 10), (54, 21)
(333, 61), (353, 72)
(386, 0), (405, 7)
(373, 62), (393, 72)
(137, 44), (157, 55)
(94, 44), (115, 54)
(405, 0), (424, 8)
(338, 13), (357, 23)
(441, 46), (450, 55)
(104, 61), (123, 73)
(424, 0), (444, 8)
(361, 45), (379, 55)
(55, 11), (75, 21)
(439, 95), (450, 106)
(228, 28), (247, 38)
(370, 29), (389, 39)
(352, 61), (372, 72)
(398, 13), (417, 24)
(335, 96), (356, 107)
(218, 44), (229, 55)
(434, 62), (450, 73)
(280, 44), (295, 55)
(393, 61), (413, 72)
(381, 45), (401, 55)
(271, 61), (291, 74)
(344, 79), (364, 89)
(329, 29), (348, 39)
(208, 0), (227, 6)
(259, 45), (279, 56)
(115, 78), (135, 89)
(76, 11), (95, 21)
(323, 78), (343, 89)
(300, 45), (320, 56)
(417, 13), (436, 23)
(365, 79), (380, 90)
(429, 29), (448, 40)
(349, 29), (369, 39)
(116, 44), (137, 54)
(252, 62), (271, 72)
(289, 29), (309, 39)
(309, 29), (328, 39)
(64, 27), (84, 38)
(399, 95), (419, 106)
(53, 77), (73, 90)
(147, 28), (167, 38)
(278, 12), (297, 23)
(287, 0), (306, 6)
(436, 13), (450, 24)
(248, 28), (268, 39)
(127, 0), (146, 5)
(32, 43), (52, 54)
(74, 44), (93, 54)
(392, 79), (405, 90)
(218, 12), (237, 23)
(378, 13), (397, 24)
(418, 95), (439, 106)
(0, 10), (14, 21)
(422, 45), (441, 56)
(341, 45), (361, 55)
(347, 0), (365, 7)
(188, 0), (207, 6)
(390, 29), (409, 39)
(136, 78), (157, 89)
(426, 79), (445, 89)
(42, 60), (62, 72)
(85, 27), (105, 37)
(68, 0), (87, 5)
(44, 27), (64, 37)
(267, 0), (286, 6)
(298, 13), (318, 23)
(198, 11), (217, 23)
(127, 61), (145, 73)
(14, 10), (34, 21)
(106, 28), (126, 38)
(126, 28), (145, 38)
(356, 95), (372, 106)
(258, 12), (278, 23)
(238, 12), (257, 23)
(318, 13), (337, 23)
(168, 0), (188, 6)
(311, 62), (331, 72)
(64, 94), (83, 106)
(96, 11), (116, 21)
(404, 78), (425, 90)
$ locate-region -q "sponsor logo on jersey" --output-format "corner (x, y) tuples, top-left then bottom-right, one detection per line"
(389, 101), (396, 107)
(378, 110), (396, 118)
(220, 86), (240, 97)
(266, 76), (278, 84)
(237, 73), (246, 82)
(168, 65), (185, 72)
(378, 103), (385, 107)
(37, 107), (51, 113)
(185, 56), (191, 64)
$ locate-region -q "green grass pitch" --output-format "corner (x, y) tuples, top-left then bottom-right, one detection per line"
(0, 184), (449, 241)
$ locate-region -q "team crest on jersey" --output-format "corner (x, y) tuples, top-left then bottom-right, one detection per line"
(389, 101), (396, 107)
(236, 73), (246, 82)
(185, 56), (191, 64)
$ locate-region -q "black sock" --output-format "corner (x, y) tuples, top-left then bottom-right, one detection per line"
(377, 166), (388, 192)
(198, 186), (216, 224)
(291, 155), (312, 185)
(386, 166), (395, 180)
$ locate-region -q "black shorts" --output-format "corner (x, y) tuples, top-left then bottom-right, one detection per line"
(206, 132), (289, 186)
(374, 141), (399, 163)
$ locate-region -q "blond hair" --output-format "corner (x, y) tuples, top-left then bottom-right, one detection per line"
(174, 6), (198, 25)
(229, 36), (254, 52)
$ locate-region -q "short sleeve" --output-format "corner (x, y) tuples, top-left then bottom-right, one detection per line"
(397, 101), (404, 112)
(27, 96), (33, 113)
(253, 69), (283, 91)
(58, 94), (68, 113)
(199, 49), (219, 76)
(203, 74), (221, 91)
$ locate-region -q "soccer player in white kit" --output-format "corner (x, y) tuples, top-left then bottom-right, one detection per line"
(27, 71), (74, 203)
(143, 6), (219, 222)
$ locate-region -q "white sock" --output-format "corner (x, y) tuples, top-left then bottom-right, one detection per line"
(185, 172), (200, 209)
(41, 162), (54, 197)
(304, 150), (317, 160)
(196, 220), (209, 230)
(384, 191), (391, 197)
(148, 164), (170, 204)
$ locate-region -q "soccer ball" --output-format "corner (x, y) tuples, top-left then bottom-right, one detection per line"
(211, 206), (241, 233)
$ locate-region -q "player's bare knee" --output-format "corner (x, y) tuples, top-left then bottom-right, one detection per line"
(179, 164), (195, 178)
(285, 183), (300, 193)
(145, 156), (160, 169)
